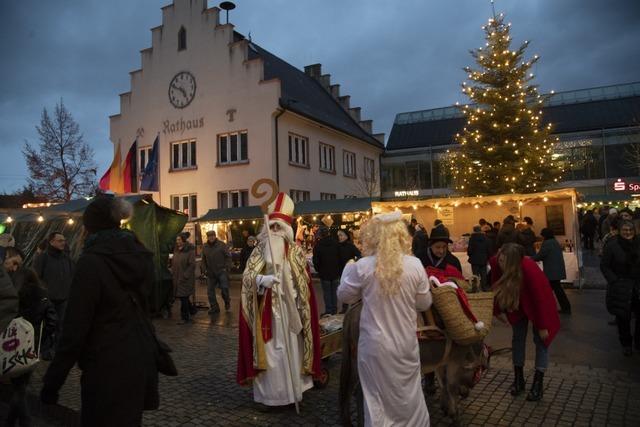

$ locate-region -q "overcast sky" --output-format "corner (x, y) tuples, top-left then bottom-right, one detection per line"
(1, 0), (639, 193)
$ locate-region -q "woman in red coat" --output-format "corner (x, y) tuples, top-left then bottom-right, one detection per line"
(490, 243), (560, 401)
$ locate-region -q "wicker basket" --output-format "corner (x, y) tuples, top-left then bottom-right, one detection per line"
(431, 287), (494, 345)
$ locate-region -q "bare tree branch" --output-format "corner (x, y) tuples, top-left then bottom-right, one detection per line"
(22, 99), (97, 201)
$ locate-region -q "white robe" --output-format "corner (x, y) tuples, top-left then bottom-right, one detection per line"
(253, 244), (313, 406)
(338, 255), (432, 427)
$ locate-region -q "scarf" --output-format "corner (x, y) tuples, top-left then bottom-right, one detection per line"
(83, 228), (134, 252)
(427, 248), (445, 268)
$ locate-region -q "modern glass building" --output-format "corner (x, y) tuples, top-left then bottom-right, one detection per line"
(381, 82), (640, 202)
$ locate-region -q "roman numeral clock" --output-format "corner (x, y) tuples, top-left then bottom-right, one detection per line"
(168, 71), (196, 109)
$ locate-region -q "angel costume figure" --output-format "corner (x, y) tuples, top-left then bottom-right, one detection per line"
(338, 211), (433, 426)
(237, 192), (321, 406)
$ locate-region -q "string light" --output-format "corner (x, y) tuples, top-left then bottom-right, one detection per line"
(68, 218), (75, 225)
(5, 216), (12, 223)
(37, 215), (44, 223)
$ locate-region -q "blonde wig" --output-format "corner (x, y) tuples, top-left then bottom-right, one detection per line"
(492, 243), (525, 312)
(359, 212), (412, 295)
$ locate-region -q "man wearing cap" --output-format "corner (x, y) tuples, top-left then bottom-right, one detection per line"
(421, 225), (462, 273)
(201, 230), (232, 313)
(237, 192), (321, 407)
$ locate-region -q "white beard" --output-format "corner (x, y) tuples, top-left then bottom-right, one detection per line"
(267, 233), (286, 271)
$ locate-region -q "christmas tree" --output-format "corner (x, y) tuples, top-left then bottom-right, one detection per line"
(448, 12), (562, 196)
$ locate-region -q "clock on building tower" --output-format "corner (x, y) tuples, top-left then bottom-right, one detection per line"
(168, 71), (196, 109)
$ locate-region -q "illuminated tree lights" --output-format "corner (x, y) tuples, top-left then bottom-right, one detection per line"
(448, 13), (563, 196)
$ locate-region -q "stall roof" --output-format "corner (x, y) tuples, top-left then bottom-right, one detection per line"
(294, 198), (373, 215)
(197, 206), (264, 222)
(197, 198), (375, 222)
(45, 194), (151, 214)
(375, 189), (578, 209)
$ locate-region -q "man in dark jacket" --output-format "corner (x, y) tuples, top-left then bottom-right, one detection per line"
(467, 225), (492, 291)
(41, 196), (159, 426)
(412, 224), (429, 265)
(33, 232), (74, 348)
(496, 216), (519, 250)
(312, 227), (341, 315)
(240, 236), (257, 273)
(201, 230), (231, 313)
(581, 209), (598, 250)
(517, 217), (537, 257)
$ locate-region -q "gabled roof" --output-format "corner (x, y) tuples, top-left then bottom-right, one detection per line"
(240, 33), (383, 149)
(387, 83), (640, 151)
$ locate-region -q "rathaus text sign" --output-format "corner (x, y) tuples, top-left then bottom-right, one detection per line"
(162, 116), (205, 136)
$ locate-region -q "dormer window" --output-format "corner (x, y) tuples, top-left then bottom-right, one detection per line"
(178, 27), (187, 51)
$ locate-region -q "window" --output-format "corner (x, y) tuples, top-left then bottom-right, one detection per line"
(171, 193), (197, 218)
(289, 189), (310, 202)
(178, 27), (187, 51)
(288, 133), (309, 167)
(170, 139), (196, 170)
(343, 150), (356, 177)
(320, 193), (336, 200)
(138, 146), (152, 174)
(364, 157), (376, 182)
(319, 143), (335, 173)
(218, 131), (248, 165)
(344, 195), (357, 199)
(218, 190), (249, 209)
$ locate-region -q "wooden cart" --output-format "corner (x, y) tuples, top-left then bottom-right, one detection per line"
(313, 328), (342, 388)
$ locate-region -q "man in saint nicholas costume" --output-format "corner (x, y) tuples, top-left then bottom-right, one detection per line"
(237, 192), (322, 406)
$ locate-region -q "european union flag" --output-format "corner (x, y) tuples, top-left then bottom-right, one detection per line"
(140, 136), (159, 191)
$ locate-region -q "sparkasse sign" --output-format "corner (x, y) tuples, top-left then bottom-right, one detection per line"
(613, 178), (640, 192)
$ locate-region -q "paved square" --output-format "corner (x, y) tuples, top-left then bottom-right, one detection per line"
(2, 284), (639, 426)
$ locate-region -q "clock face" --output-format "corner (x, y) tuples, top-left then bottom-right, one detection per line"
(168, 71), (196, 109)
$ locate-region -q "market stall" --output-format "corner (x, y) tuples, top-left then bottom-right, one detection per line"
(294, 198), (373, 246)
(0, 194), (187, 313)
(374, 188), (582, 285)
(196, 206), (263, 272)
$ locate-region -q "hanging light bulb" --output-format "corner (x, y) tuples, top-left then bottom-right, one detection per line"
(37, 214), (44, 223)
(5, 216), (12, 223)
(68, 218), (75, 225)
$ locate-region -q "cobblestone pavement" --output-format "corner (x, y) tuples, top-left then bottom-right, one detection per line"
(2, 283), (639, 426)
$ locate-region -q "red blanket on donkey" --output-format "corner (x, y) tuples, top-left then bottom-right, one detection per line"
(489, 256), (560, 347)
(237, 266), (322, 385)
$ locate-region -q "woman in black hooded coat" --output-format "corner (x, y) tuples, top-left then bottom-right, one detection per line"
(41, 196), (160, 426)
(600, 219), (640, 356)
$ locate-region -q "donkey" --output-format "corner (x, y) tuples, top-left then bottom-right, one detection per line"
(339, 302), (490, 427)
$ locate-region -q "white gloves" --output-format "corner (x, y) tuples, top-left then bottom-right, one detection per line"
(256, 274), (280, 294)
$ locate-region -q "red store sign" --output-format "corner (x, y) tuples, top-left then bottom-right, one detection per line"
(613, 178), (640, 192)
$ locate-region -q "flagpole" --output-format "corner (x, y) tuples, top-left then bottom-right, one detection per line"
(157, 132), (162, 206)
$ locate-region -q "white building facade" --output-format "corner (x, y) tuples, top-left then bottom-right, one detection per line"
(109, 0), (384, 219)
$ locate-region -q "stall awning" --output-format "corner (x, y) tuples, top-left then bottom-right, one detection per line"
(197, 206), (264, 222)
(294, 198), (373, 215)
(44, 194), (152, 214)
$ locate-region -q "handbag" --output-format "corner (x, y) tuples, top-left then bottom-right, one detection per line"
(128, 294), (178, 377)
(0, 317), (43, 379)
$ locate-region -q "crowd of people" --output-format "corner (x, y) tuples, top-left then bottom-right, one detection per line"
(0, 194), (637, 426)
